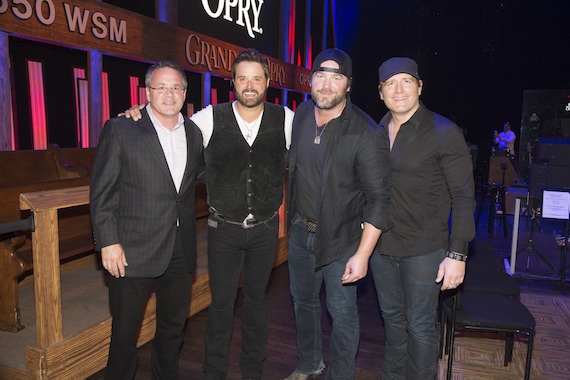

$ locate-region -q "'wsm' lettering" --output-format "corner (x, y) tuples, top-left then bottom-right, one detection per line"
(201, 0), (263, 39)
(64, 3), (127, 43)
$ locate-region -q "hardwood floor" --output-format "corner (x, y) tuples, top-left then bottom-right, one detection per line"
(89, 262), (570, 379)
(88, 206), (570, 379)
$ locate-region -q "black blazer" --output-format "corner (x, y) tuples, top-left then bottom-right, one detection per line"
(90, 108), (203, 277)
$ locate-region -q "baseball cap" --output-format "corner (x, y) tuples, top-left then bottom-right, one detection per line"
(312, 48), (352, 78)
(378, 57), (420, 83)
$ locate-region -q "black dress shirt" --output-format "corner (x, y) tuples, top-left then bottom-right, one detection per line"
(377, 103), (476, 257)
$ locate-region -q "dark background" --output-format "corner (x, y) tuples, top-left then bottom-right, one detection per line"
(9, 0), (570, 159)
(341, 0), (570, 154)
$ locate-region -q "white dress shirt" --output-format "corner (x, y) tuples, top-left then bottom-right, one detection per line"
(147, 105), (187, 192)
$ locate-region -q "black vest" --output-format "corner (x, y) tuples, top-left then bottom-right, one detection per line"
(204, 102), (287, 221)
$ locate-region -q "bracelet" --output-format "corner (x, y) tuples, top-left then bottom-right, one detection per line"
(446, 251), (467, 262)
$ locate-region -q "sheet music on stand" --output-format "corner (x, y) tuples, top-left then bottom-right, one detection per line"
(511, 189), (570, 294)
(542, 190), (570, 220)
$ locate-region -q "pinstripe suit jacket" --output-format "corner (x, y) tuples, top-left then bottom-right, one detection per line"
(90, 108), (203, 277)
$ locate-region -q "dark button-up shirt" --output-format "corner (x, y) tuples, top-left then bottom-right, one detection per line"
(288, 96), (393, 267)
(377, 103), (476, 257)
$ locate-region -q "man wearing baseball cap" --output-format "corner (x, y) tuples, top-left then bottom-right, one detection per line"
(284, 48), (392, 380)
(370, 57), (476, 379)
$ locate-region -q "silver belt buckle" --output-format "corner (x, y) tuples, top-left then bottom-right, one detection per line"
(242, 217), (255, 229)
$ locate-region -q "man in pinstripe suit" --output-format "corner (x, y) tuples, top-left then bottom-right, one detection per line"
(90, 60), (203, 379)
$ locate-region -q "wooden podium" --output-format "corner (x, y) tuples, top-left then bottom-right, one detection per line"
(488, 155), (520, 186)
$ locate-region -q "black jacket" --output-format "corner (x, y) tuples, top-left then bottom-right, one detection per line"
(90, 108), (203, 276)
(287, 97), (393, 267)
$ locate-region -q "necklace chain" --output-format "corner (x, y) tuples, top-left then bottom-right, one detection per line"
(243, 120), (255, 140)
(314, 122), (328, 144)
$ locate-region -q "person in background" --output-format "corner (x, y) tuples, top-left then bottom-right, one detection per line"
(371, 57), (476, 379)
(284, 48), (392, 380)
(123, 49), (294, 380)
(90, 60), (203, 379)
(494, 121), (516, 155)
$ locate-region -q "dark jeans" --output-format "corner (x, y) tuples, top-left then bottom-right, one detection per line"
(106, 231), (192, 380)
(288, 214), (359, 380)
(204, 213), (279, 380)
(370, 249), (444, 380)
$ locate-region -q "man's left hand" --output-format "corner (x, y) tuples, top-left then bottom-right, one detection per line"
(436, 257), (466, 290)
(342, 253), (369, 284)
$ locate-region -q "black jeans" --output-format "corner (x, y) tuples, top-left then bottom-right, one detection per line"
(106, 231), (192, 380)
(203, 213), (279, 379)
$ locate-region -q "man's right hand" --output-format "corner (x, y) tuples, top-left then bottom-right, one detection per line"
(101, 243), (128, 278)
(119, 104), (145, 121)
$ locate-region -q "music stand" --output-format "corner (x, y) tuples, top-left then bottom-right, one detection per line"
(513, 189), (570, 294)
(516, 193), (553, 272)
(475, 157), (509, 237)
(541, 189), (570, 294)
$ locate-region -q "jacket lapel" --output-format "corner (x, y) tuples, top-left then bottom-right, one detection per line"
(179, 118), (196, 195)
(139, 109), (177, 191)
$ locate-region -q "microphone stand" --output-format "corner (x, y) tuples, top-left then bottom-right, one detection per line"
(517, 197), (554, 272)
(559, 219), (569, 294)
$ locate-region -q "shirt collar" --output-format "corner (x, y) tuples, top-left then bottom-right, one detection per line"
(146, 104), (185, 131)
(316, 94), (352, 123)
(380, 101), (426, 130)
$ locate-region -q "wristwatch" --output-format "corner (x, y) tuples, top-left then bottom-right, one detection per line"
(446, 251), (467, 262)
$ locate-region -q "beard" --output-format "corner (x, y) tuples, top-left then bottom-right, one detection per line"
(235, 88), (266, 108)
(312, 89), (347, 110)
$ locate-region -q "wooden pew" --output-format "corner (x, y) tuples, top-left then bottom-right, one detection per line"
(0, 185), (288, 380)
(0, 146), (95, 332)
(0, 146), (208, 332)
(0, 145), (93, 188)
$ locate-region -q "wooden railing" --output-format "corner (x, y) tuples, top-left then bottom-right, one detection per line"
(19, 186), (89, 348)
(1, 185), (288, 379)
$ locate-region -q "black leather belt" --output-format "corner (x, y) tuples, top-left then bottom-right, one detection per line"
(209, 207), (277, 229)
(298, 215), (317, 233)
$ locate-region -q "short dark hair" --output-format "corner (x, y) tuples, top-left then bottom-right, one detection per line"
(231, 48), (270, 80)
(145, 60), (187, 88)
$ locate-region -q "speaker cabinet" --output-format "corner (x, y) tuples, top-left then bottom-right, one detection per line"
(529, 164), (570, 197)
(537, 138), (570, 166)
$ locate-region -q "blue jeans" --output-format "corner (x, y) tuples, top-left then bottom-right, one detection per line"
(204, 213), (279, 380)
(370, 249), (444, 380)
(288, 214), (359, 380)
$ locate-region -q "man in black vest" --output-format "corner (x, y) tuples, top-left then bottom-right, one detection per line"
(124, 49), (294, 380)
(284, 48), (392, 380)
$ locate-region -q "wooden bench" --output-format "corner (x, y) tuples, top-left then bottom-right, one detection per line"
(0, 185), (288, 379)
(0, 144), (93, 188)
(0, 146), (208, 332)
(0, 146), (95, 332)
